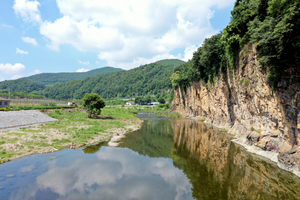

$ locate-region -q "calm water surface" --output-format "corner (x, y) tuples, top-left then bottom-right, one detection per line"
(1, 112), (300, 200)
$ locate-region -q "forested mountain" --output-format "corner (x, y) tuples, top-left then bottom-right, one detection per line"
(0, 79), (45, 93)
(171, 0), (300, 90)
(25, 67), (124, 85)
(43, 59), (185, 99)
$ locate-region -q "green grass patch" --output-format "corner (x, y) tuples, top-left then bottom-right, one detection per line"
(1, 107), (141, 160)
(7, 132), (27, 136)
(0, 151), (15, 159)
(39, 135), (47, 139)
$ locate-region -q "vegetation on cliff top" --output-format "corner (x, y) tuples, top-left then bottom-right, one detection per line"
(171, 0), (300, 90)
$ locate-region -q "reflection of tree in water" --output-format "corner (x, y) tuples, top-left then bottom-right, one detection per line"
(171, 118), (300, 200)
(118, 118), (174, 158)
(82, 140), (109, 154)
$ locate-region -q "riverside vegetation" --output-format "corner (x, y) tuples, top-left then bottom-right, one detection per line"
(0, 107), (142, 163)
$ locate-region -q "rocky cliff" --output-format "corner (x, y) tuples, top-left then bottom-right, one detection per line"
(171, 44), (300, 176)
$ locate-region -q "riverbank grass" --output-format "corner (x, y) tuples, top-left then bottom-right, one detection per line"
(0, 107), (141, 163)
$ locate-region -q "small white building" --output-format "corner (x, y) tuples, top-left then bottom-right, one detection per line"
(126, 101), (135, 105)
(151, 102), (160, 105)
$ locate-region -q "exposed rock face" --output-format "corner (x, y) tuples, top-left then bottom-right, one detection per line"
(171, 45), (300, 175)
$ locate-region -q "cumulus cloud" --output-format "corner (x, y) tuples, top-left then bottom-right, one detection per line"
(182, 45), (198, 61)
(13, 0), (42, 23)
(16, 48), (29, 55)
(78, 60), (90, 65)
(15, 0), (235, 69)
(29, 69), (41, 76)
(27, 147), (193, 199)
(76, 68), (89, 72)
(22, 36), (38, 46)
(0, 63), (26, 74)
(33, 69), (41, 74)
(11, 75), (23, 80)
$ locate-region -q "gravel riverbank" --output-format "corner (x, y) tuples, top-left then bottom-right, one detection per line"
(0, 110), (58, 132)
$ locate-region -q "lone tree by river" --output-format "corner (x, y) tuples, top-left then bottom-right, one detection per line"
(83, 93), (105, 118)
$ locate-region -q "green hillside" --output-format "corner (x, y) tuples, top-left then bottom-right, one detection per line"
(0, 79), (45, 93)
(25, 66), (124, 85)
(43, 59), (185, 99)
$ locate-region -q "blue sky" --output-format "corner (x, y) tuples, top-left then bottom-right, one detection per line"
(0, 0), (235, 81)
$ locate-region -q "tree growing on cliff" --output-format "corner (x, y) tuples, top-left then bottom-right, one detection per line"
(82, 93), (105, 118)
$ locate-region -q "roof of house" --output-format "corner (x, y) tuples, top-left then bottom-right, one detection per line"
(0, 97), (11, 101)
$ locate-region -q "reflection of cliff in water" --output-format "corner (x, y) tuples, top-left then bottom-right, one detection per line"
(171, 118), (300, 200)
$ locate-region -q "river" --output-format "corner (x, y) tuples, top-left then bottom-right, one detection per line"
(0, 112), (300, 199)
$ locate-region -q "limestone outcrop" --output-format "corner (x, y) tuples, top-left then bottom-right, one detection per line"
(171, 45), (300, 175)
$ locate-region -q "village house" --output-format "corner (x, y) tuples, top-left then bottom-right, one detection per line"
(0, 97), (11, 108)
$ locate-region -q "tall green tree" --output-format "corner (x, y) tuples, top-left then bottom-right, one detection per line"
(82, 93), (105, 118)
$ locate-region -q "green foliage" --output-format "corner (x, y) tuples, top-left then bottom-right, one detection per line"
(250, 1), (300, 77)
(105, 99), (126, 106)
(170, 34), (226, 91)
(11, 106), (74, 110)
(0, 79), (45, 93)
(158, 98), (165, 104)
(135, 96), (151, 105)
(26, 67), (124, 85)
(227, 0), (300, 84)
(42, 59), (184, 99)
(83, 93), (106, 118)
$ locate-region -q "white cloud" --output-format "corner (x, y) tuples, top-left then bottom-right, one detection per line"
(11, 75), (23, 80)
(29, 69), (41, 76)
(16, 147), (192, 199)
(22, 36), (38, 46)
(13, 0), (42, 23)
(182, 45), (198, 62)
(15, 0), (235, 69)
(76, 68), (89, 72)
(33, 69), (41, 74)
(0, 77), (4, 82)
(2, 24), (13, 28)
(0, 63), (26, 74)
(95, 61), (100, 64)
(78, 60), (90, 65)
(16, 48), (29, 55)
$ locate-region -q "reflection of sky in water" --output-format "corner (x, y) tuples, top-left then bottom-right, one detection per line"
(1, 147), (193, 200)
